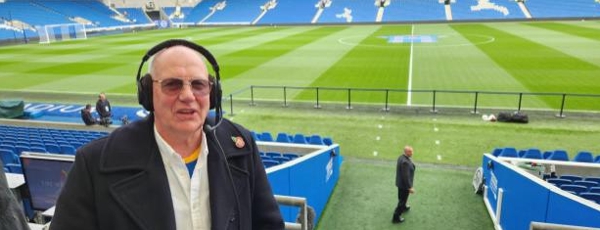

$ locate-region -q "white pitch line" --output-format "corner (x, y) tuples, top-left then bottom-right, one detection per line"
(407, 24), (415, 106)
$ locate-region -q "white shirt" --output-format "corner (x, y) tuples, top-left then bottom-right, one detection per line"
(154, 126), (211, 230)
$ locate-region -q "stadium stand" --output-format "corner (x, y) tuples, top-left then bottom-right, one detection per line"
(257, 0), (316, 24)
(162, 6), (193, 23)
(202, 0), (258, 24)
(118, 7), (152, 24)
(450, 0), (525, 21)
(525, 0), (600, 19)
(481, 153), (600, 229)
(382, 0), (446, 22)
(318, 0), (378, 23)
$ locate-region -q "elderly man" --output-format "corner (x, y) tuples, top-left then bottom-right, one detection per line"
(51, 40), (284, 230)
(392, 145), (416, 224)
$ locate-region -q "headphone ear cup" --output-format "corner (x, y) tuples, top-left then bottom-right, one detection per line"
(209, 75), (220, 110)
(138, 74), (154, 111)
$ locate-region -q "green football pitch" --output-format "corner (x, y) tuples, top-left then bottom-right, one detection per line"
(1, 21), (600, 111)
(2, 21), (600, 229)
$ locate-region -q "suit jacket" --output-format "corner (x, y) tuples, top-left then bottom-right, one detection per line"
(50, 114), (284, 230)
(395, 154), (415, 190)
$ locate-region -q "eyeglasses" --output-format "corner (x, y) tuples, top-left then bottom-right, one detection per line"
(152, 78), (212, 96)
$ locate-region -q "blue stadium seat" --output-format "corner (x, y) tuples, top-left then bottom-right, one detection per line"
(595, 155), (600, 163)
(29, 146), (47, 153)
(499, 147), (518, 158)
(547, 178), (572, 188)
(573, 180), (599, 190)
(293, 134), (308, 144)
(60, 145), (76, 155)
(260, 132), (273, 142)
(573, 151), (593, 163)
(542, 151), (552, 159)
(5, 163), (22, 174)
(308, 135), (324, 145)
(275, 133), (291, 143)
(523, 148), (542, 159)
(14, 145), (30, 155)
(0, 150), (19, 165)
(260, 155), (271, 161)
(323, 137), (333, 146)
(579, 193), (600, 204)
(45, 144), (61, 154)
(560, 184), (588, 195)
(589, 187), (600, 194)
(560, 175), (583, 182)
(585, 177), (600, 184)
(548, 150), (569, 161)
(518, 150), (527, 158)
(491, 148), (503, 157)
(3, 167), (8, 173)
(0, 144), (16, 154)
(272, 156), (290, 164)
(283, 153), (299, 160)
(262, 159), (279, 168)
(266, 152), (281, 158)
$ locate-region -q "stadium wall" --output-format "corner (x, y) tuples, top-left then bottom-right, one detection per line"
(481, 154), (600, 230)
(263, 142), (342, 225)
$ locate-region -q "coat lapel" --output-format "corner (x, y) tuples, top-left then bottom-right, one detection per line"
(205, 120), (251, 230)
(100, 115), (176, 230)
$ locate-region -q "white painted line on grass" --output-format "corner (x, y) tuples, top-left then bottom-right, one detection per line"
(407, 24), (415, 106)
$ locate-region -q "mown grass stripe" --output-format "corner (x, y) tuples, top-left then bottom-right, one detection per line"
(219, 26), (347, 82)
(525, 22), (600, 42)
(295, 25), (412, 104)
(451, 23), (600, 110)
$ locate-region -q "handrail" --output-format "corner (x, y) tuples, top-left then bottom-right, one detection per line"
(224, 85), (600, 118)
(274, 195), (308, 230)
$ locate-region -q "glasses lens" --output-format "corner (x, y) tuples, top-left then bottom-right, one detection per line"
(190, 79), (210, 96)
(161, 79), (184, 95)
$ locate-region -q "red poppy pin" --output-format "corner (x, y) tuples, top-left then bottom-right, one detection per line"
(232, 136), (245, 149)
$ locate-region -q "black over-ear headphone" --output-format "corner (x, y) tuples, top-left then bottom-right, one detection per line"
(136, 39), (222, 123)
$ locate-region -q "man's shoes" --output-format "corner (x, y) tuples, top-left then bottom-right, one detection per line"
(391, 217), (405, 224)
(405, 205), (411, 212)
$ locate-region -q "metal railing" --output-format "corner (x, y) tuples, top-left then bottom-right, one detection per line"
(224, 86), (600, 117)
(274, 195), (309, 230)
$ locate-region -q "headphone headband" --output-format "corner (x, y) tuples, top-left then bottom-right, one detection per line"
(136, 39), (222, 123)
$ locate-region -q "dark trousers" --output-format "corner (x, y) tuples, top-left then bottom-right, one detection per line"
(393, 188), (410, 219)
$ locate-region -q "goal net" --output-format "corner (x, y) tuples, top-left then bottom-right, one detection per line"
(36, 23), (87, 44)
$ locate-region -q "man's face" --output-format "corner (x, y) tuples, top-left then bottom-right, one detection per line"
(150, 46), (211, 136)
(405, 148), (413, 157)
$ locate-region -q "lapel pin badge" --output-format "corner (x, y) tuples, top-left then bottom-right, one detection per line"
(232, 136), (245, 149)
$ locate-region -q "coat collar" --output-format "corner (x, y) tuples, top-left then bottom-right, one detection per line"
(98, 114), (253, 230)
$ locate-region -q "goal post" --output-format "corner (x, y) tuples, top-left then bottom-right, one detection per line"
(36, 23), (87, 44)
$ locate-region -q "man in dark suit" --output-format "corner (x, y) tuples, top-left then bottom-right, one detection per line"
(392, 145), (416, 224)
(51, 41), (284, 230)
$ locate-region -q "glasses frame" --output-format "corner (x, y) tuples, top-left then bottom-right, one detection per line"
(152, 78), (213, 96)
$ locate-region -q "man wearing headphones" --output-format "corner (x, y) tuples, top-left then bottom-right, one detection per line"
(51, 40), (284, 230)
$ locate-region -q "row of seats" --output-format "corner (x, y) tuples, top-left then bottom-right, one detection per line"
(546, 175), (600, 204)
(492, 147), (600, 163)
(260, 151), (300, 168)
(1, 125), (109, 174)
(252, 131), (333, 146)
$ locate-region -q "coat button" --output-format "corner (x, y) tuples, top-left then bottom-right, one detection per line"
(229, 217), (236, 222)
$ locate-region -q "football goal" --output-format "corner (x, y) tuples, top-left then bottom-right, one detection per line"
(36, 23), (87, 44)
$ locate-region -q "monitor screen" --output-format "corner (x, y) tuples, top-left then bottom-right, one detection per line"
(20, 153), (75, 211)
